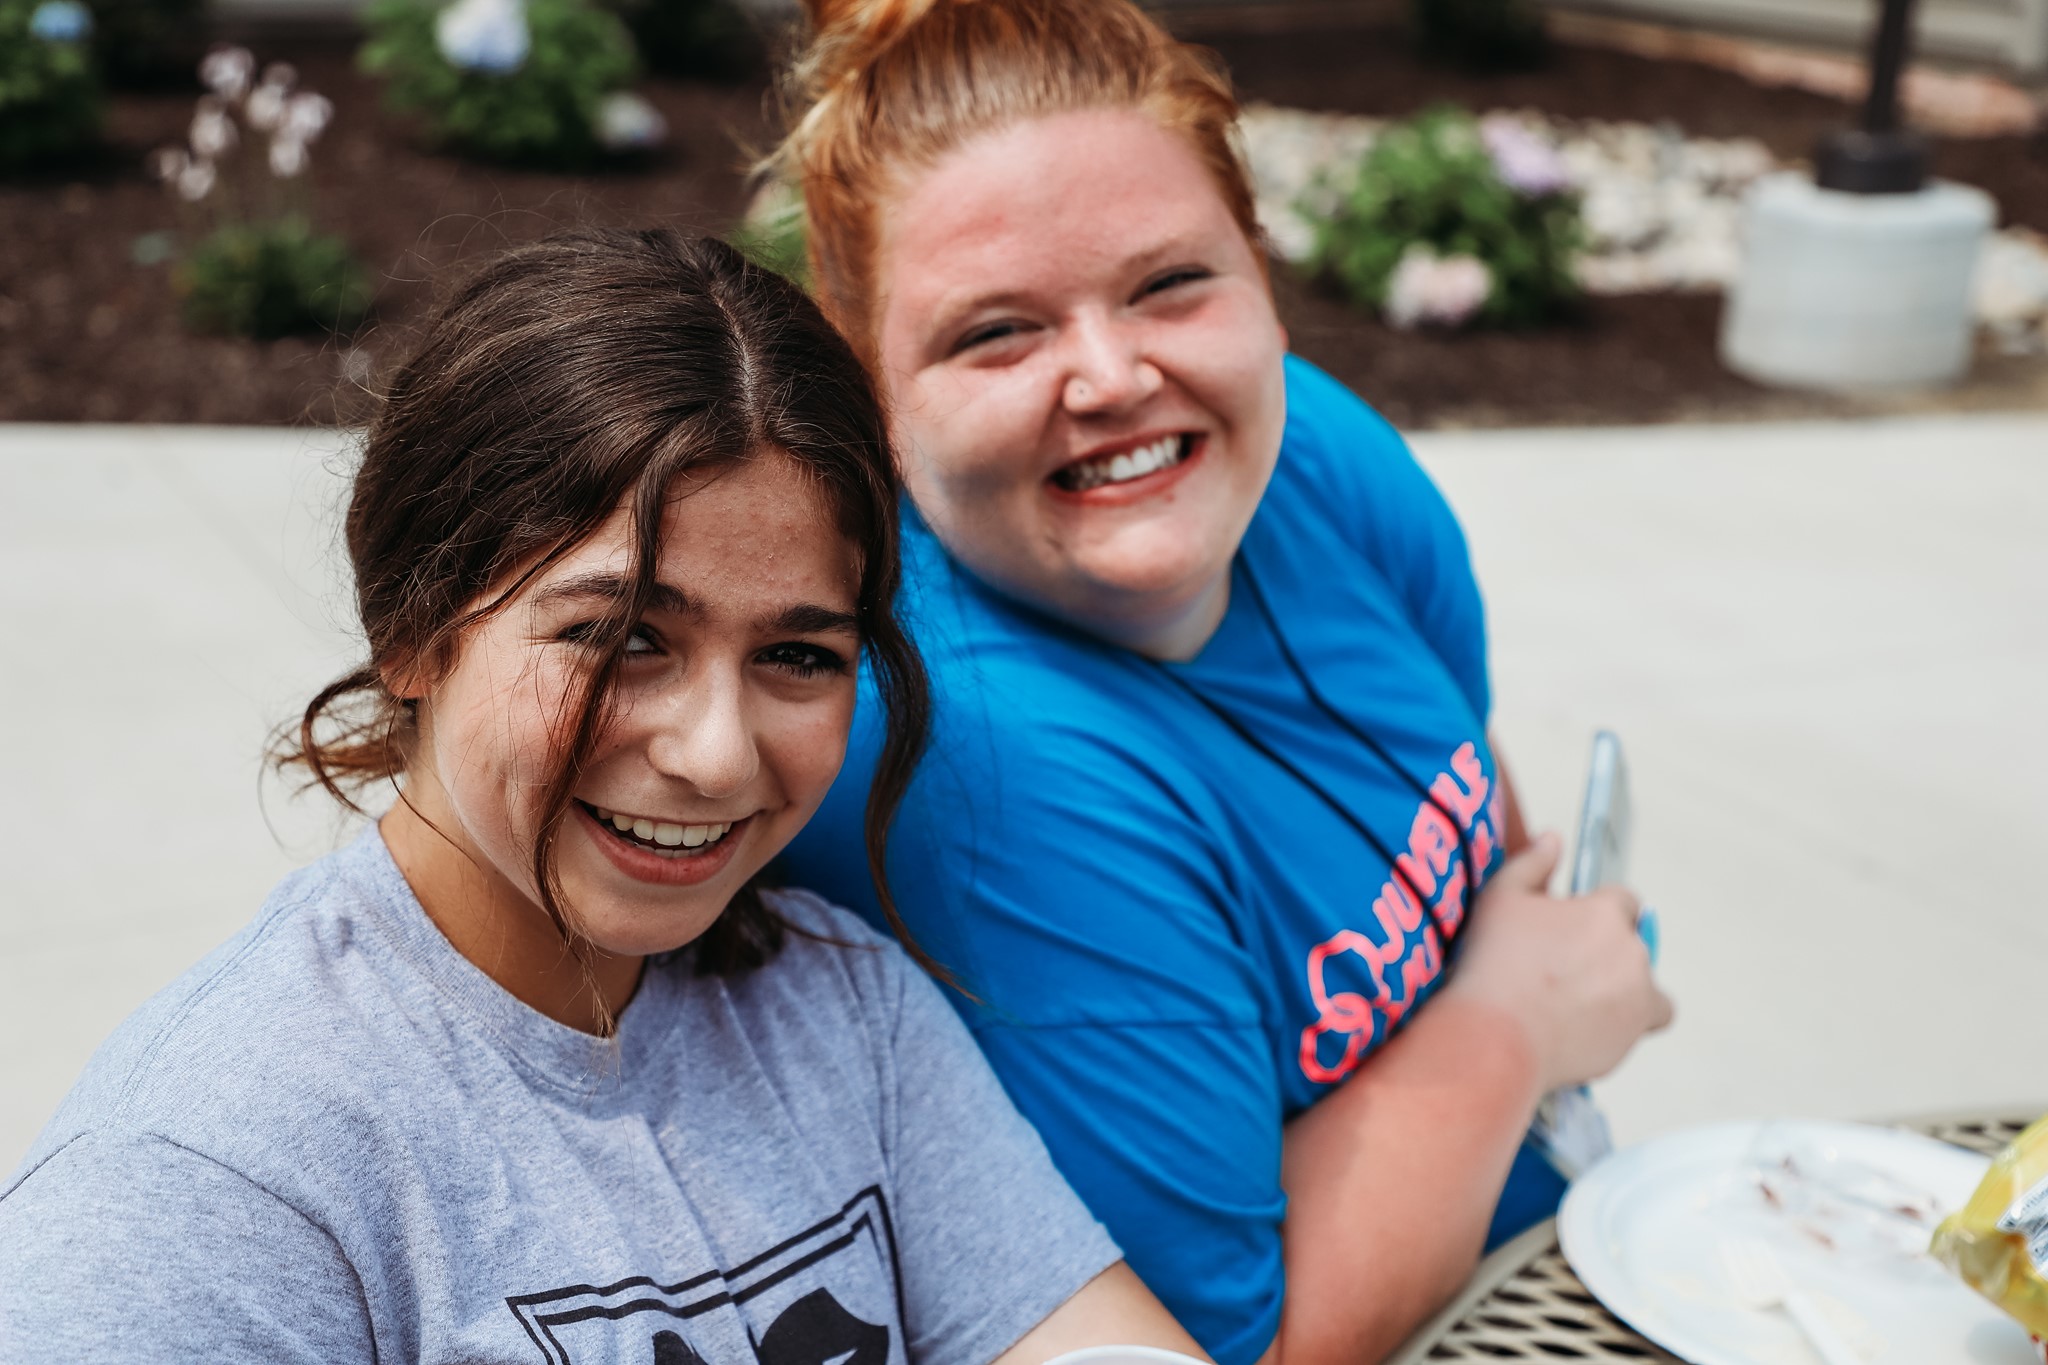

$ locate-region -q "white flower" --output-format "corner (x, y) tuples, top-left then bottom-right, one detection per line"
(436, 0), (531, 74)
(175, 158), (217, 203)
(246, 81), (289, 132)
(282, 91), (334, 144)
(1383, 245), (1493, 329)
(199, 45), (256, 102)
(189, 96), (238, 160)
(1481, 114), (1572, 198)
(148, 145), (191, 184)
(595, 91), (667, 151)
(269, 135), (308, 178)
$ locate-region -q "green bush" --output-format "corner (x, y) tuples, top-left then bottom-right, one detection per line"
(1413, 0), (1548, 72)
(175, 219), (373, 338)
(1303, 107), (1582, 329)
(729, 181), (809, 289)
(1, 0), (102, 171)
(88, 0), (205, 87)
(612, 0), (759, 79)
(360, 0), (639, 166)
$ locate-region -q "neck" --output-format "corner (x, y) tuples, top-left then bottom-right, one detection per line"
(1085, 568), (1231, 662)
(379, 793), (643, 1036)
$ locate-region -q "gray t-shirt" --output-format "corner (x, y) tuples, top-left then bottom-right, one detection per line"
(0, 829), (1120, 1364)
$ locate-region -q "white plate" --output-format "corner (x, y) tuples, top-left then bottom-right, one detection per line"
(1559, 1119), (2037, 1365)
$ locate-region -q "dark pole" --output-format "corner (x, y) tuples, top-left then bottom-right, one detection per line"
(1816, 0), (1929, 193)
(1861, 0), (1916, 132)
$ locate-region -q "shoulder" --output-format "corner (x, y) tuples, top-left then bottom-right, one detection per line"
(747, 886), (915, 1022)
(1272, 355), (1453, 531)
(6, 838), (417, 1197)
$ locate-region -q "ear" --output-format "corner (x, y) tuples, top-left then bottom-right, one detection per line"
(379, 652), (431, 704)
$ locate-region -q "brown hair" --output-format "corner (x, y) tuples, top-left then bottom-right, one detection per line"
(281, 228), (930, 984)
(774, 0), (1261, 348)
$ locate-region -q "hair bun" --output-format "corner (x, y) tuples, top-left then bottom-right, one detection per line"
(802, 0), (942, 51)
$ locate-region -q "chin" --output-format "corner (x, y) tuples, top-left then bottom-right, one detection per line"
(577, 897), (729, 959)
(1071, 538), (1228, 608)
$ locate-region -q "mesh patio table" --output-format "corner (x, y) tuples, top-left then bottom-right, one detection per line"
(1385, 1109), (2038, 1364)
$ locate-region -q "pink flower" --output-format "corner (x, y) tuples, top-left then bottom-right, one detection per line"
(1383, 246), (1493, 329)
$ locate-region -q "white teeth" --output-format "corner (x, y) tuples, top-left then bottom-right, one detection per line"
(1058, 436), (1188, 493)
(592, 804), (740, 852)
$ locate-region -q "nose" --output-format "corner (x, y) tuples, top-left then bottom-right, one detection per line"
(1060, 313), (1162, 417)
(644, 667), (759, 802)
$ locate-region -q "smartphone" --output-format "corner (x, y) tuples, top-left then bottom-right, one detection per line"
(1569, 730), (1631, 897)
(1530, 730), (1633, 1180)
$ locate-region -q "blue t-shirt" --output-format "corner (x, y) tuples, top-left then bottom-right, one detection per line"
(781, 356), (1564, 1365)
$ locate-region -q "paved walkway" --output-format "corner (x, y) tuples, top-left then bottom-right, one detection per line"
(2, 416), (2043, 1170)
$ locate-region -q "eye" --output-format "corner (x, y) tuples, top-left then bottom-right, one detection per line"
(758, 641), (849, 678)
(1137, 266), (1212, 300)
(557, 621), (662, 655)
(951, 318), (1030, 355)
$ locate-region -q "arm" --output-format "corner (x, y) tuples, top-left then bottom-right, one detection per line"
(1269, 995), (1542, 1365)
(995, 1263), (1209, 1365)
(1265, 837), (1673, 1365)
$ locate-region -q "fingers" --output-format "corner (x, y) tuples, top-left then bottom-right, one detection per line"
(1490, 829), (1561, 894)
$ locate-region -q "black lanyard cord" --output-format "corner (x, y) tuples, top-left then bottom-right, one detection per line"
(1143, 554), (1479, 961)
(1236, 559), (1482, 928)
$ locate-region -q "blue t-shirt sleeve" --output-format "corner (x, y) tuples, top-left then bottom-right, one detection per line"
(1283, 356), (1491, 723)
(786, 688), (1287, 1365)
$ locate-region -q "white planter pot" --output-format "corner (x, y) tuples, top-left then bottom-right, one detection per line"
(1720, 171), (1994, 391)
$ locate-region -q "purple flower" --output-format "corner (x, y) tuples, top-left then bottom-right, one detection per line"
(1481, 115), (1573, 198)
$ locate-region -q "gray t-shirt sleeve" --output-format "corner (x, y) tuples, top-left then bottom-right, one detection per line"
(880, 949), (1124, 1362)
(0, 1132), (373, 1363)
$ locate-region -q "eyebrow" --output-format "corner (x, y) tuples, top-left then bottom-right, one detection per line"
(534, 572), (860, 636)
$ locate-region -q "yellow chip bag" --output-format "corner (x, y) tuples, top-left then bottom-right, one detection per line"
(1930, 1114), (2048, 1347)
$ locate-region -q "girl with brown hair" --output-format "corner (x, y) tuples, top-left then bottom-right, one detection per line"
(772, 4), (1674, 1363)
(0, 229), (1201, 1363)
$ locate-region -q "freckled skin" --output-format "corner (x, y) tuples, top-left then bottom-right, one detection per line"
(874, 108), (1290, 660)
(380, 456), (863, 1031)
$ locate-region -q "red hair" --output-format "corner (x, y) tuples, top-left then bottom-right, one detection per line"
(775, 0), (1262, 349)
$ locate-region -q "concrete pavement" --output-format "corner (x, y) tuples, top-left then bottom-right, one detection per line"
(2, 415), (2043, 1172)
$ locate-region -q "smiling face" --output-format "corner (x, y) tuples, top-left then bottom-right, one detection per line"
(873, 107), (1289, 659)
(386, 454), (862, 1000)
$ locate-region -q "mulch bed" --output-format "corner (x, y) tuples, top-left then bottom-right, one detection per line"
(2, 11), (2044, 428)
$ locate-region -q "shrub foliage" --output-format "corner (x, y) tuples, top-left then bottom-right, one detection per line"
(175, 218), (373, 338)
(360, 0), (639, 165)
(0, 0), (102, 171)
(1303, 107), (1582, 328)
